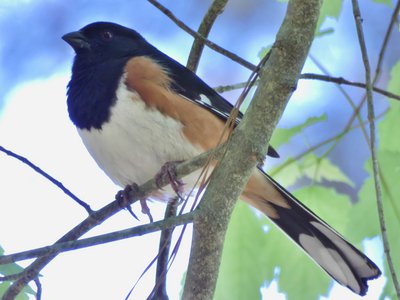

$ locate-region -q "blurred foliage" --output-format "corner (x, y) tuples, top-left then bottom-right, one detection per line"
(0, 246), (35, 299)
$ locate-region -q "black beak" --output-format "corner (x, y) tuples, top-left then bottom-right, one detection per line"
(62, 31), (91, 51)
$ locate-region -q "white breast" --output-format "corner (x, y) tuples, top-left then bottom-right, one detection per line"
(77, 78), (203, 200)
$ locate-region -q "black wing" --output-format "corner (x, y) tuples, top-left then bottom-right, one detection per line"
(148, 48), (278, 158)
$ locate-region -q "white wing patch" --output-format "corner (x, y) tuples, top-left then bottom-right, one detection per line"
(180, 93), (241, 124)
(199, 94), (212, 106)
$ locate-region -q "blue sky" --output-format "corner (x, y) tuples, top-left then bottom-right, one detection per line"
(0, 0), (397, 299)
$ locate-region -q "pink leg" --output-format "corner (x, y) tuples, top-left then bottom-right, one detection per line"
(155, 161), (184, 196)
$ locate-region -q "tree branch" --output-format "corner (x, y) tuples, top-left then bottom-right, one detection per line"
(352, 0), (400, 298)
(1, 146), (224, 299)
(0, 145), (92, 214)
(147, 0), (256, 71)
(181, 0), (322, 299)
(186, 0), (229, 72)
(0, 212), (194, 267)
(213, 74), (400, 101)
(301, 73), (400, 101)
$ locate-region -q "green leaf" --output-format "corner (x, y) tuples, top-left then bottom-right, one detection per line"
(0, 282), (30, 300)
(0, 246), (35, 298)
(258, 46), (271, 60)
(0, 263), (24, 277)
(270, 153), (354, 189)
(215, 202), (273, 300)
(271, 157), (303, 187)
(271, 114), (327, 149)
(316, 0), (343, 35)
(300, 154), (354, 187)
(379, 61), (400, 153)
(296, 186), (353, 239)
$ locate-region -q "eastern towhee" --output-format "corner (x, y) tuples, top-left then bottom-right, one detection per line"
(62, 22), (381, 295)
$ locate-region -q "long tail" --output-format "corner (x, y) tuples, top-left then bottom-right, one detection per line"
(242, 167), (381, 296)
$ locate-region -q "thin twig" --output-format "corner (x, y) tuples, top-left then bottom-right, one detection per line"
(301, 73), (400, 101)
(150, 198), (179, 300)
(352, 1), (400, 298)
(336, 0), (400, 152)
(147, 0), (256, 71)
(213, 75), (400, 101)
(308, 55), (370, 158)
(186, 0), (229, 72)
(34, 277), (42, 300)
(373, 0), (400, 84)
(0, 145), (92, 214)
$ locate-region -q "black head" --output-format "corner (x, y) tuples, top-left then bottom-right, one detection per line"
(63, 22), (154, 130)
(62, 22), (153, 66)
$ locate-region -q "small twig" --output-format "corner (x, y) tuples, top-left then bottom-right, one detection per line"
(373, 0), (400, 84)
(34, 277), (42, 300)
(0, 145), (93, 214)
(213, 81), (249, 93)
(308, 55), (370, 158)
(301, 73), (400, 101)
(150, 198), (179, 300)
(147, 0), (256, 71)
(213, 75), (400, 101)
(186, 0), (229, 72)
(333, 0), (400, 149)
(352, 1), (400, 298)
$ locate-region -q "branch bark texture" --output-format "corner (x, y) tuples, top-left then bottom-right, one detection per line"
(182, 0), (322, 299)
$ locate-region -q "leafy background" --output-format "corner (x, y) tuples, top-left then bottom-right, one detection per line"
(217, 1), (400, 299)
(0, 0), (399, 299)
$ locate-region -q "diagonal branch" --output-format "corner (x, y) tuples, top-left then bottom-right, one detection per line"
(373, 0), (400, 85)
(0, 145), (92, 214)
(351, 0), (400, 298)
(147, 0), (256, 71)
(181, 0), (322, 299)
(186, 0), (229, 72)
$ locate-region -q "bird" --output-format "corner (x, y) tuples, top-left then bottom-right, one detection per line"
(62, 21), (381, 295)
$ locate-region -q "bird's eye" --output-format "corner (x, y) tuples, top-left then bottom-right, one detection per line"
(101, 31), (113, 41)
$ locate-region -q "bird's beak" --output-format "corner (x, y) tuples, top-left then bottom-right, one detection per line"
(62, 31), (91, 51)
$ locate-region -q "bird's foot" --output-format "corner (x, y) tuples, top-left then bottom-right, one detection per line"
(116, 183), (153, 222)
(155, 161), (184, 197)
